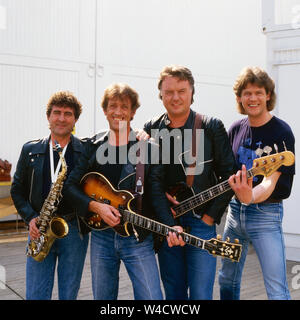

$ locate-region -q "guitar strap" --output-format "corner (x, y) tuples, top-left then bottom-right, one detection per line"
(186, 112), (202, 188)
(135, 140), (146, 214)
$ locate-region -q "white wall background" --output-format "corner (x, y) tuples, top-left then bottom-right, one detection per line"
(1, 0), (300, 260)
(0, 0), (267, 173)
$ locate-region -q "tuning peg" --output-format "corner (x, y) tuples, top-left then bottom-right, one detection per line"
(234, 238), (239, 244)
(226, 237), (230, 242)
(274, 144), (278, 153)
(216, 234), (222, 240)
(283, 141), (287, 151)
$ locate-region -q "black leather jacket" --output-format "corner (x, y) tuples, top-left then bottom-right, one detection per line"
(11, 135), (86, 227)
(144, 109), (236, 224)
(64, 130), (174, 242)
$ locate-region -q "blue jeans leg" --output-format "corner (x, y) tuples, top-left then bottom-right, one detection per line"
(219, 200), (291, 300)
(56, 220), (89, 300)
(158, 214), (217, 300)
(26, 219), (89, 300)
(91, 229), (163, 300)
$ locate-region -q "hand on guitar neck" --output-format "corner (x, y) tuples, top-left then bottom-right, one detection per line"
(165, 192), (214, 226)
(88, 200), (121, 227)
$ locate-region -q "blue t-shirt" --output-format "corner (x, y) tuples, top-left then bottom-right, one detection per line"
(228, 116), (295, 200)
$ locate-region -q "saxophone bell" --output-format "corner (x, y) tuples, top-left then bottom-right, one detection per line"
(50, 217), (69, 238)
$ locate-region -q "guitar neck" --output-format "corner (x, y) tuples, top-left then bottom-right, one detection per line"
(173, 168), (254, 218)
(121, 208), (207, 249)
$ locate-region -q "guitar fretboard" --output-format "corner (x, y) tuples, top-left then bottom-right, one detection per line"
(173, 168), (254, 217)
(120, 208), (206, 249)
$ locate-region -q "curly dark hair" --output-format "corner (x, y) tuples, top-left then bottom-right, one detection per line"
(46, 91), (82, 120)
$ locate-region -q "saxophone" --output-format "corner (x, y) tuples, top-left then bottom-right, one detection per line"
(26, 143), (69, 262)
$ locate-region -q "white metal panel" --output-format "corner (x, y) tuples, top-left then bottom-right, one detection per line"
(277, 63), (300, 235)
(95, 0), (266, 132)
(0, 59), (95, 172)
(0, 0), (96, 62)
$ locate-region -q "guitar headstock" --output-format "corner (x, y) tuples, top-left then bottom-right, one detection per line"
(251, 151), (295, 178)
(205, 236), (242, 262)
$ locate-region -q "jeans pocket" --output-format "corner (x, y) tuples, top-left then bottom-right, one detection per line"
(255, 203), (282, 222)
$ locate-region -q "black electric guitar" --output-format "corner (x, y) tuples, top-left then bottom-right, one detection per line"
(80, 172), (242, 262)
(169, 151), (295, 219)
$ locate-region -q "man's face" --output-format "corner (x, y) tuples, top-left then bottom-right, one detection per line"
(237, 83), (270, 120)
(47, 105), (76, 138)
(104, 96), (135, 133)
(160, 76), (193, 119)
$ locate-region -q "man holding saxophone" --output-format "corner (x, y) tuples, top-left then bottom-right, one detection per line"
(11, 91), (89, 300)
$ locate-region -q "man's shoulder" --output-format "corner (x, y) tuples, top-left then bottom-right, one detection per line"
(22, 137), (47, 150)
(272, 116), (294, 134)
(200, 114), (227, 131)
(143, 114), (166, 131)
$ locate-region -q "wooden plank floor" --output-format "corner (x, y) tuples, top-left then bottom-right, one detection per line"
(0, 234), (300, 300)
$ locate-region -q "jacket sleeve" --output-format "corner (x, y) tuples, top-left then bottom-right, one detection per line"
(204, 119), (236, 224)
(147, 142), (176, 226)
(10, 145), (39, 225)
(63, 141), (95, 217)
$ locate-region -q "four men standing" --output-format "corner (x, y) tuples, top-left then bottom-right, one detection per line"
(11, 65), (295, 300)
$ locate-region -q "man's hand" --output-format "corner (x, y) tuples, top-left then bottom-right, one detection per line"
(135, 129), (150, 141)
(228, 164), (253, 204)
(167, 225), (186, 247)
(29, 217), (40, 240)
(165, 192), (179, 217)
(201, 213), (214, 226)
(88, 201), (121, 227)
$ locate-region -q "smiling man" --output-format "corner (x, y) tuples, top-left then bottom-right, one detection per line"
(218, 67), (295, 300)
(11, 91), (89, 300)
(143, 65), (236, 300)
(64, 83), (172, 300)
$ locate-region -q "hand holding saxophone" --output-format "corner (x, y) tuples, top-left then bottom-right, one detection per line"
(29, 217), (40, 240)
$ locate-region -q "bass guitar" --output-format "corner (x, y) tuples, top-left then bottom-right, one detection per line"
(169, 151), (295, 219)
(80, 172), (242, 262)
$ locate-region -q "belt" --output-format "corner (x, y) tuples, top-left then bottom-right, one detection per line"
(60, 213), (76, 222)
(263, 198), (282, 204)
(233, 196), (282, 204)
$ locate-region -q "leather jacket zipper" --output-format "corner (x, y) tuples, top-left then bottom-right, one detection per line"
(29, 168), (34, 204)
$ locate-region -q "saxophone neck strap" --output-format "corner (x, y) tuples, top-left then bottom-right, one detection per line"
(49, 141), (68, 184)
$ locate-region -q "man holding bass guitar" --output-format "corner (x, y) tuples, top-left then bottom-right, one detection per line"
(64, 83), (183, 300)
(143, 65), (237, 300)
(218, 67), (295, 300)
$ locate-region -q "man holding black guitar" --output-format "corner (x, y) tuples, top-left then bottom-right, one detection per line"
(143, 65), (237, 300)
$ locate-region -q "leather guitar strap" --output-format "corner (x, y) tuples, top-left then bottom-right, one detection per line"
(186, 113), (202, 188)
(135, 141), (146, 214)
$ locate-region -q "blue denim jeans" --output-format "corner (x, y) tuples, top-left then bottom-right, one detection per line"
(90, 228), (163, 300)
(158, 213), (217, 300)
(26, 219), (89, 300)
(218, 199), (291, 300)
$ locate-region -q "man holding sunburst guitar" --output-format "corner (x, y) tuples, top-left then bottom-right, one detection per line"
(218, 67), (295, 300)
(64, 83), (186, 300)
